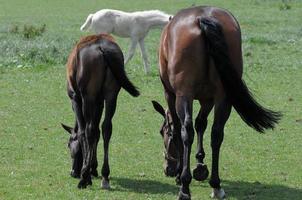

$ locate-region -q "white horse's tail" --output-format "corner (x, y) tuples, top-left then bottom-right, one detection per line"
(80, 14), (93, 31)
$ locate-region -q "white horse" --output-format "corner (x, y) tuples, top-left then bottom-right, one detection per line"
(80, 9), (171, 74)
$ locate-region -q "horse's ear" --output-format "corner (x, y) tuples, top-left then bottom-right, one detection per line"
(152, 100), (165, 117)
(61, 123), (72, 134)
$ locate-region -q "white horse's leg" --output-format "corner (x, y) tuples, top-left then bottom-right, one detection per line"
(124, 38), (138, 65)
(139, 38), (150, 74)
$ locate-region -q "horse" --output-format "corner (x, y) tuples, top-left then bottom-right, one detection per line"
(61, 34), (140, 189)
(152, 6), (281, 200)
(80, 9), (171, 74)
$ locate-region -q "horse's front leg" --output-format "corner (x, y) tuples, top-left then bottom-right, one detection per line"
(124, 38), (138, 65)
(193, 101), (213, 181)
(176, 96), (194, 200)
(209, 98), (231, 199)
(164, 90), (182, 184)
(78, 97), (99, 188)
(138, 38), (150, 74)
(100, 94), (117, 189)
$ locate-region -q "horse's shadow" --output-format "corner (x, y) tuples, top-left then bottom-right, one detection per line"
(110, 177), (302, 199)
(208, 179), (301, 200)
(111, 177), (178, 194)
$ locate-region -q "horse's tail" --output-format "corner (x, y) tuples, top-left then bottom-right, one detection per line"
(198, 17), (281, 133)
(100, 41), (140, 97)
(80, 14), (93, 31)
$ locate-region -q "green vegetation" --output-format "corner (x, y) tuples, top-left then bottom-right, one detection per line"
(0, 0), (301, 199)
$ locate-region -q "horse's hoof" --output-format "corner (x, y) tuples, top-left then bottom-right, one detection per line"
(101, 179), (110, 190)
(77, 180), (87, 189)
(178, 191), (191, 200)
(193, 163), (209, 181)
(210, 188), (226, 199)
(91, 169), (99, 178)
(77, 178), (92, 189)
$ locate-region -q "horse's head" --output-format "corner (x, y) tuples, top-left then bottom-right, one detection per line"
(152, 101), (179, 177)
(61, 123), (83, 178)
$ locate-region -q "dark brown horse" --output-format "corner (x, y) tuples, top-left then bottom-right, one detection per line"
(62, 34), (139, 189)
(152, 6), (281, 200)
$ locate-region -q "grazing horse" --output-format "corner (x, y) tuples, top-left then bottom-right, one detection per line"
(80, 9), (171, 74)
(61, 34), (140, 189)
(152, 6), (281, 200)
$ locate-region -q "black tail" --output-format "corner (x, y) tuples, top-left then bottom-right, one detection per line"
(199, 17), (281, 133)
(100, 40), (140, 97)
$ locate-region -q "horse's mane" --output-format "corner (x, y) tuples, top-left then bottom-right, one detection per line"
(67, 34), (115, 72)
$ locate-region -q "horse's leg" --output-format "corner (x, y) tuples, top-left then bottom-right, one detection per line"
(164, 90), (182, 185)
(175, 96), (194, 200)
(77, 96), (98, 188)
(193, 100), (214, 181)
(100, 94), (118, 189)
(124, 37), (138, 65)
(209, 98), (231, 199)
(138, 38), (150, 74)
(91, 99), (104, 178)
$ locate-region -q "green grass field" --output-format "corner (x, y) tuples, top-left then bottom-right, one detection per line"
(0, 0), (301, 199)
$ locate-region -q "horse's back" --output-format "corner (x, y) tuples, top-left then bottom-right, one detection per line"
(91, 10), (117, 34)
(160, 6), (242, 98)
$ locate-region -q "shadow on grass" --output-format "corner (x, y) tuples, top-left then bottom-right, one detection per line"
(221, 180), (302, 200)
(108, 177), (301, 199)
(87, 176), (301, 199)
(111, 177), (178, 194)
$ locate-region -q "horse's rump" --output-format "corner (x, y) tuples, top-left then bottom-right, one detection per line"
(66, 34), (115, 94)
(66, 34), (139, 97)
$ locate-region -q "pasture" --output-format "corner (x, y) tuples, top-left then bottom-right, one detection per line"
(0, 0), (301, 199)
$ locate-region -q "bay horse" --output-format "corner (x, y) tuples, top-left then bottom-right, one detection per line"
(152, 6), (281, 200)
(61, 34), (139, 189)
(80, 9), (171, 74)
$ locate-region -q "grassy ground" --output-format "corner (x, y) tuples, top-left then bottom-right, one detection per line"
(0, 0), (301, 199)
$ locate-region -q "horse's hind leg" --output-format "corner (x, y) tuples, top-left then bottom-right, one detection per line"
(175, 96), (194, 200)
(193, 100), (213, 181)
(209, 98), (231, 199)
(100, 94), (118, 189)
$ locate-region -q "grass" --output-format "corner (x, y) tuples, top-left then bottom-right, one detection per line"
(0, 0), (302, 199)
